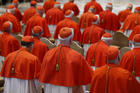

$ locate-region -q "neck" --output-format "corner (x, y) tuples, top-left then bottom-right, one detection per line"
(59, 43), (70, 47)
(65, 17), (72, 20)
(37, 13), (42, 17)
(102, 40), (110, 46)
(107, 59), (119, 65)
(92, 22), (98, 25)
(59, 41), (71, 47)
(106, 8), (112, 12)
(22, 46), (31, 52)
(134, 46), (140, 48)
(127, 8), (131, 11)
(33, 36), (40, 40)
(3, 31), (10, 34)
(69, 1), (74, 3)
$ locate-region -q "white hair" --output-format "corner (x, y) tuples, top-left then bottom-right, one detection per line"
(101, 36), (112, 46)
(92, 15), (100, 25)
(107, 56), (120, 64)
(58, 28), (74, 45)
(9, 21), (13, 30)
(65, 11), (74, 18)
(106, 4), (113, 8)
(134, 42), (140, 48)
(7, 8), (15, 14)
(101, 37), (112, 41)
(54, 4), (61, 8)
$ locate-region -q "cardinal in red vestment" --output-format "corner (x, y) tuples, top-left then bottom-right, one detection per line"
(63, 0), (80, 16)
(1, 36), (41, 93)
(22, 0), (37, 24)
(90, 46), (140, 93)
(39, 27), (93, 93)
(86, 33), (112, 70)
(24, 6), (51, 38)
(120, 34), (140, 83)
(12, 0), (23, 21)
(84, 0), (103, 14)
(32, 26), (49, 63)
(99, 3), (120, 35)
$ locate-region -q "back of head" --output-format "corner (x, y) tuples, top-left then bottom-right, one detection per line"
(7, 5), (16, 14)
(65, 10), (74, 18)
(106, 3), (113, 11)
(2, 21), (12, 32)
(59, 27), (74, 46)
(36, 6), (44, 17)
(92, 15), (100, 25)
(133, 34), (140, 48)
(12, 0), (19, 8)
(134, 7), (140, 13)
(127, 3), (133, 10)
(106, 46), (119, 64)
(12, 0), (18, 3)
(88, 5), (96, 13)
(101, 33), (112, 45)
(30, 0), (37, 7)
(32, 26), (43, 37)
(54, 1), (61, 9)
(21, 36), (34, 49)
(69, 0), (74, 2)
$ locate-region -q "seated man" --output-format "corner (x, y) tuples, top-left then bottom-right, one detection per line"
(39, 27), (93, 93)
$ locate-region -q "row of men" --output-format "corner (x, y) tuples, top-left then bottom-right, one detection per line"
(1, 0), (140, 50)
(0, 0), (140, 73)
(1, 0), (139, 37)
(0, 21), (140, 93)
(1, 0), (34, 5)
(11, 0), (140, 36)
(0, 0), (140, 92)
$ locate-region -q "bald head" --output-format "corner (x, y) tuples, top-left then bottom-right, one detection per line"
(69, 0), (74, 2)
(59, 27), (74, 46)
(107, 46), (119, 64)
(127, 4), (133, 11)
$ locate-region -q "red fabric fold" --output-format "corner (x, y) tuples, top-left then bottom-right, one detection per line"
(1, 47), (41, 80)
(90, 64), (140, 93)
(45, 8), (64, 25)
(24, 14), (51, 38)
(54, 18), (81, 41)
(81, 24), (105, 44)
(39, 45), (93, 86)
(0, 32), (20, 57)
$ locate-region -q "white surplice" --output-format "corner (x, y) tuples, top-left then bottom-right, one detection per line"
(48, 25), (57, 38)
(3, 78), (41, 93)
